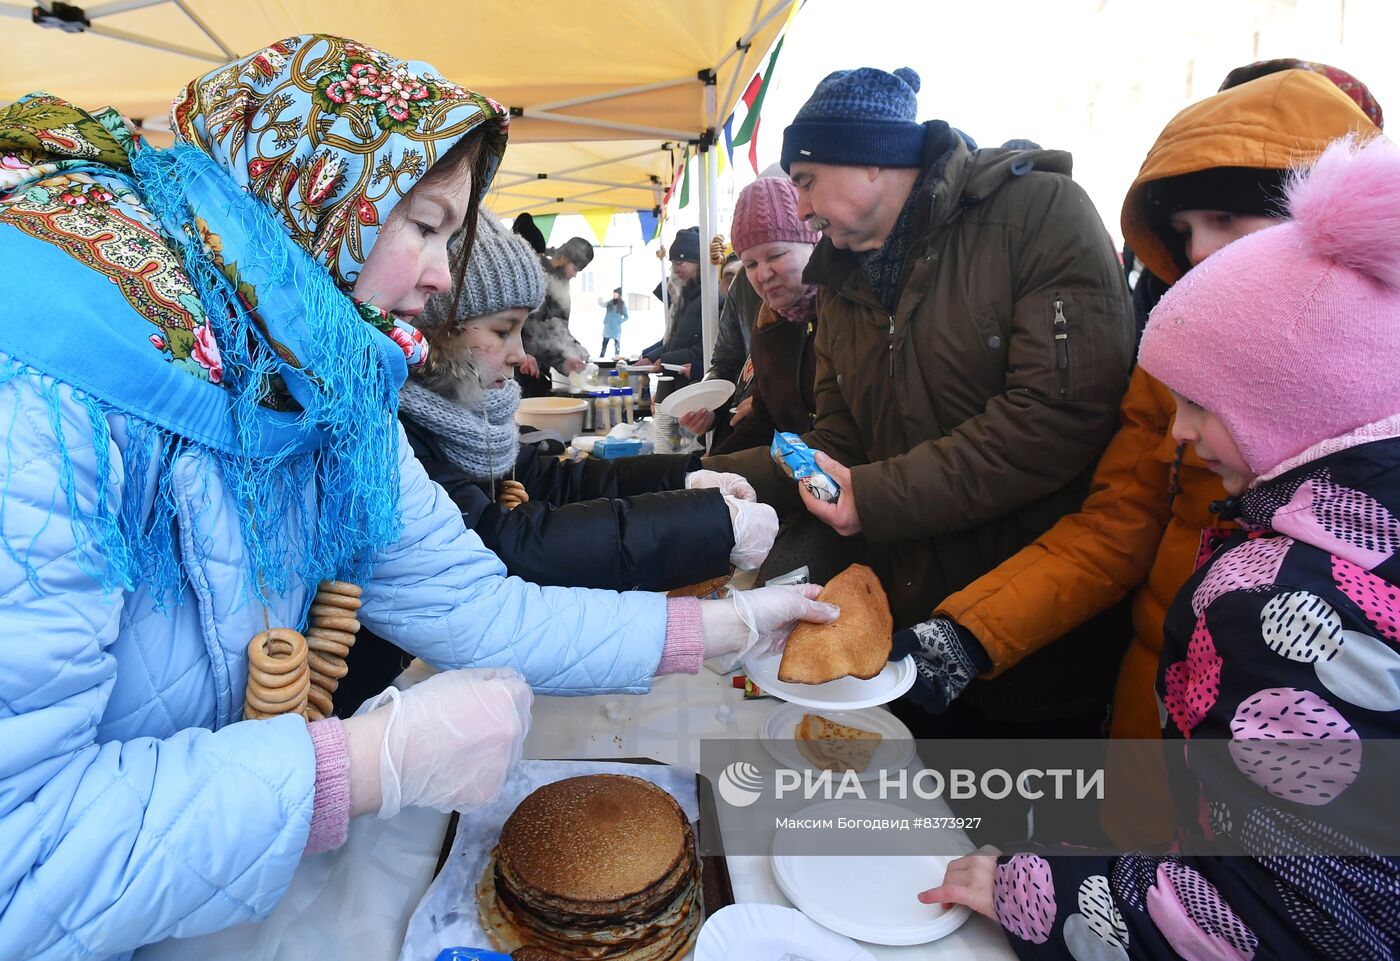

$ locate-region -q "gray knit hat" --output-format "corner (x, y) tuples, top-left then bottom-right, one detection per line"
(418, 211), (545, 330)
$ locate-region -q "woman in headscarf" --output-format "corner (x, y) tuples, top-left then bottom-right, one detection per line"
(0, 35), (831, 960)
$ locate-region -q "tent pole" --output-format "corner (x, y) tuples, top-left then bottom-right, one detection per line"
(85, 23), (224, 62)
(698, 142), (717, 375)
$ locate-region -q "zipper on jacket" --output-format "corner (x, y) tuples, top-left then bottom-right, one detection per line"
(1052, 297), (1070, 399)
(888, 314), (896, 377)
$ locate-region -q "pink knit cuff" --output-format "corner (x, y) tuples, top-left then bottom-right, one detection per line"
(657, 597), (705, 675)
(305, 717), (351, 855)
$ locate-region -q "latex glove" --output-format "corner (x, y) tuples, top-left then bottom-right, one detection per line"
(889, 618), (992, 715)
(345, 668), (533, 819)
(724, 495), (778, 570)
(700, 584), (840, 662)
(685, 468), (756, 501)
(679, 409), (717, 435)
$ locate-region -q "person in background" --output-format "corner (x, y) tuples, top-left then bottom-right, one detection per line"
(930, 133), (1400, 961)
(517, 235), (592, 397)
(706, 65), (1135, 740)
(599, 285), (628, 356)
(679, 177), (821, 455)
(510, 210), (548, 254)
(719, 251), (742, 299)
(896, 66), (1380, 847)
(641, 225), (703, 383)
(341, 214), (777, 713)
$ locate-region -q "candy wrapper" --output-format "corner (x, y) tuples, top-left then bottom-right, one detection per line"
(770, 432), (840, 503)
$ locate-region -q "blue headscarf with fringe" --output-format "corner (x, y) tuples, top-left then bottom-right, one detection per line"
(0, 35), (507, 605)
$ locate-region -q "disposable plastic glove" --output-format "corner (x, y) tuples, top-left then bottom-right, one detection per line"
(685, 468), (756, 502)
(700, 584), (840, 662)
(724, 495), (778, 571)
(347, 667), (533, 819)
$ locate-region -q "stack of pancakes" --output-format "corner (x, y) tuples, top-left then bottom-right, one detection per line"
(478, 774), (702, 961)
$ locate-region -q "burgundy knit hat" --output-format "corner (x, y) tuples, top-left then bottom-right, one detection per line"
(730, 177), (820, 257)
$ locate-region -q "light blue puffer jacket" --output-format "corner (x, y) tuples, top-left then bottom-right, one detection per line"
(0, 362), (668, 961)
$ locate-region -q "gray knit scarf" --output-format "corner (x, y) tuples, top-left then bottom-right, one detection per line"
(398, 379), (521, 481)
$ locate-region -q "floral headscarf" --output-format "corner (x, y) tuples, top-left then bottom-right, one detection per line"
(171, 35), (507, 365)
(0, 35), (508, 602)
(173, 35), (505, 290)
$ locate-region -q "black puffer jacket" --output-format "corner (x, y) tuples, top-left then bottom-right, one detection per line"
(337, 422), (735, 715)
(404, 418), (734, 590)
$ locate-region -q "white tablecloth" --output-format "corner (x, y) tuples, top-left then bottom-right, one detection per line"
(137, 667), (1014, 961)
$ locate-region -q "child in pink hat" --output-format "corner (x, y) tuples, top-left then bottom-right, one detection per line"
(929, 135), (1400, 961)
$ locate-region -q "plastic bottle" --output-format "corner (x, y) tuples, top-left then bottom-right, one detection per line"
(593, 390), (611, 433)
(609, 388), (623, 430)
(621, 387), (635, 424)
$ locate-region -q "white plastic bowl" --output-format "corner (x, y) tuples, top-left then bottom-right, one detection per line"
(515, 397), (589, 439)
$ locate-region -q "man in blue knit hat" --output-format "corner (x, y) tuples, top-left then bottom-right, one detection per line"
(707, 66), (1136, 740)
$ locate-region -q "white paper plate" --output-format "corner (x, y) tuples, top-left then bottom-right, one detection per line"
(771, 800), (972, 946)
(570, 435), (599, 453)
(759, 702), (916, 782)
(658, 379), (734, 418)
(695, 903), (876, 961)
(743, 649), (916, 710)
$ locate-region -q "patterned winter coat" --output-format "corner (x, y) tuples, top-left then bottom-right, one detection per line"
(993, 432), (1400, 960)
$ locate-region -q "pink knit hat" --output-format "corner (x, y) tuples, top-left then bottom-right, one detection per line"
(1139, 135), (1400, 475)
(730, 177), (820, 257)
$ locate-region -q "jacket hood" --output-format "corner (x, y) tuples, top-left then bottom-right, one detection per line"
(1122, 69), (1379, 283)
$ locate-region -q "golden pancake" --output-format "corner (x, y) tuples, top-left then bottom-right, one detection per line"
(778, 564), (892, 683)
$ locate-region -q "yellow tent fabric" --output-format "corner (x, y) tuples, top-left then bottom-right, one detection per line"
(0, 0), (791, 214)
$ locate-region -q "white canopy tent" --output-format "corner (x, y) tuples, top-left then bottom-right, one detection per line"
(0, 0), (798, 362)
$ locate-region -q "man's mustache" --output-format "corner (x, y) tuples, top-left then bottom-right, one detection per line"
(806, 214), (830, 232)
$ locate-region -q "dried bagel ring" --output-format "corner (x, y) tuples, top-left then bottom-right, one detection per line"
(316, 580), (363, 599)
(306, 686), (334, 716)
(308, 650), (350, 680)
(306, 626), (358, 646)
(248, 628), (307, 671)
(498, 480), (529, 510)
(247, 666), (310, 703)
(245, 677), (310, 714)
(308, 604), (361, 623)
(311, 591), (361, 611)
(310, 614), (361, 634)
(306, 635), (352, 658)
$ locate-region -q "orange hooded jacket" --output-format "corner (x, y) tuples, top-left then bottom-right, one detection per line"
(937, 69), (1380, 745)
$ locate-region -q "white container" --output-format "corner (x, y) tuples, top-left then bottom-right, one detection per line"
(515, 397), (589, 439)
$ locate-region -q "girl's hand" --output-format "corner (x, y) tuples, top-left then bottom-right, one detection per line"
(917, 846), (1001, 921)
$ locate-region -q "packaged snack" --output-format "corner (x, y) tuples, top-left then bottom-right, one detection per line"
(770, 432), (840, 503)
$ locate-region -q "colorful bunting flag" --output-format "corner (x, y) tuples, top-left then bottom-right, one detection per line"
(581, 207), (614, 245)
(723, 115), (735, 165)
(637, 208), (659, 242)
(678, 147), (692, 209)
(532, 213), (557, 246)
(732, 35), (784, 148)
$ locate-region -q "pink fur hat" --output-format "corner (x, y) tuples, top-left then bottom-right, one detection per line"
(1138, 135), (1400, 475)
